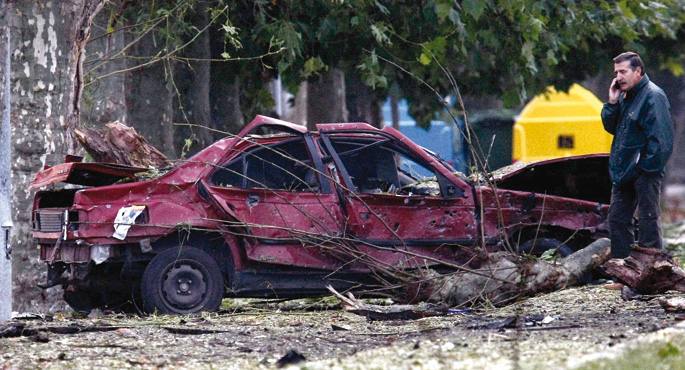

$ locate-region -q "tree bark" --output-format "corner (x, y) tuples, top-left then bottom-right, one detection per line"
(82, 6), (127, 125)
(346, 73), (381, 128)
(283, 82), (308, 127)
(209, 17), (243, 135)
(306, 68), (347, 130)
(179, 0), (214, 148)
(4, 0), (104, 311)
(390, 94), (400, 129)
(409, 239), (611, 308)
(124, 22), (176, 158)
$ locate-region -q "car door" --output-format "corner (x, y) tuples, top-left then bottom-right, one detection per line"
(318, 128), (477, 268)
(204, 134), (346, 270)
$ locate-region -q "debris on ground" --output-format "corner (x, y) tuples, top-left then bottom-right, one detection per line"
(659, 297), (685, 313)
(276, 350), (307, 368)
(327, 286), (449, 320)
(0, 321), (126, 338)
(1, 285), (683, 369)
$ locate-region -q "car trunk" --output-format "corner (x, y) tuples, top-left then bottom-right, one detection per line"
(492, 155), (611, 204)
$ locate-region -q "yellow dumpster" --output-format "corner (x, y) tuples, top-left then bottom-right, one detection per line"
(512, 83), (612, 162)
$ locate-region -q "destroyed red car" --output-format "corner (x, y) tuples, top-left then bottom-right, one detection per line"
(31, 116), (611, 314)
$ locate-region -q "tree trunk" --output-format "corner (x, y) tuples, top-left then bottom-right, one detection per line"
(346, 73), (381, 128)
(283, 82), (308, 127)
(306, 68), (347, 130)
(180, 1), (214, 148)
(124, 22), (176, 158)
(82, 6), (127, 126)
(209, 17), (243, 135)
(4, 0), (104, 311)
(390, 95), (400, 129)
(210, 74), (243, 135)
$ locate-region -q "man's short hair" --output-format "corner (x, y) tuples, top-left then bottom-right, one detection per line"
(613, 52), (645, 76)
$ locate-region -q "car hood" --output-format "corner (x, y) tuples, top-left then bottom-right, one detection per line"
(30, 162), (148, 190)
(487, 154), (611, 204)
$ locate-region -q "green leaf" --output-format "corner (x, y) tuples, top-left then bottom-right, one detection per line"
(370, 23), (392, 46)
(448, 9), (464, 31)
(521, 42), (537, 73)
(462, 0), (487, 21)
(435, 2), (452, 22)
(618, 0), (636, 20)
(418, 53), (432, 65)
(421, 36), (447, 62)
(357, 50), (388, 89)
(664, 57), (685, 76)
(374, 1), (390, 15)
(545, 50), (558, 66)
(302, 57), (328, 78)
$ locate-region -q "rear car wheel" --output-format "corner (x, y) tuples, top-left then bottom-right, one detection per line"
(141, 247), (224, 314)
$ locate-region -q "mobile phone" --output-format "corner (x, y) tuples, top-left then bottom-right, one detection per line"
(612, 81), (620, 90)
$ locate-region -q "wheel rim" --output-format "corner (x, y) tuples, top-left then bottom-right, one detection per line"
(161, 260), (208, 311)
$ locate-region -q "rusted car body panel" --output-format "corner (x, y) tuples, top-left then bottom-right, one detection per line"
(31, 115), (610, 306)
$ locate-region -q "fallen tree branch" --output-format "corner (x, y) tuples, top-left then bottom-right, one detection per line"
(327, 285), (449, 321)
(602, 246), (685, 294)
(73, 121), (170, 168)
(404, 238), (611, 308)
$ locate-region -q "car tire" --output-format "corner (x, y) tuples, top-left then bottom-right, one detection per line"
(141, 247), (224, 314)
(517, 238), (574, 257)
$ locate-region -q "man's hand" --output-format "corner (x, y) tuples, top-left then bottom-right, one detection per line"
(609, 78), (621, 104)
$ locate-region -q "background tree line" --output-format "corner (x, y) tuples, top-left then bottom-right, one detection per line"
(2, 0), (685, 310)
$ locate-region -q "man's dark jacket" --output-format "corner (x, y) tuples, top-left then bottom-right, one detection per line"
(601, 75), (674, 186)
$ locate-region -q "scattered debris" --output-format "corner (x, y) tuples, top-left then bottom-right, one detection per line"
(276, 349), (306, 368)
(331, 324), (350, 331)
(467, 316), (518, 330)
(30, 332), (50, 343)
(467, 315), (559, 330)
(0, 321), (126, 338)
(114, 328), (136, 337)
(659, 297), (685, 312)
(0, 321), (28, 338)
(327, 286), (449, 321)
(162, 327), (231, 335)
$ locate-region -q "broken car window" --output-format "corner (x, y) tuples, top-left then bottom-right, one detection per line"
(329, 138), (441, 196)
(211, 139), (320, 192)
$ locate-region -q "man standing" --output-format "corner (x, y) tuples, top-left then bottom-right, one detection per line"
(601, 51), (674, 258)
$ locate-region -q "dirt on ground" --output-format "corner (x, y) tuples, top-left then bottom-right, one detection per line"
(3, 220), (684, 369)
(2, 284), (685, 370)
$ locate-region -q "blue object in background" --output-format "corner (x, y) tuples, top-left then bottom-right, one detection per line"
(382, 99), (469, 173)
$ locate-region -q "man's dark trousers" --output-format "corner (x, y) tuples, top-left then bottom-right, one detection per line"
(608, 172), (663, 258)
